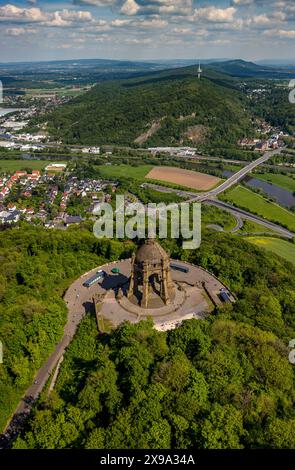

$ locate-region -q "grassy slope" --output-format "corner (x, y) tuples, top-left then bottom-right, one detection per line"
(220, 185), (295, 232)
(247, 237), (295, 266)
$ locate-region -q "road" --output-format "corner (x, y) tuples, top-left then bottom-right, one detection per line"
(187, 148), (284, 203)
(0, 269), (96, 448)
(145, 149), (286, 204)
(203, 200), (295, 239)
(0, 149), (291, 447)
(142, 154), (295, 240)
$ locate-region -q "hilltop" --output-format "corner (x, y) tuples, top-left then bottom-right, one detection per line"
(208, 59), (295, 78)
(36, 64), (254, 147)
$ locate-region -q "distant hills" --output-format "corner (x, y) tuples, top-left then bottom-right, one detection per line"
(28, 58), (295, 147)
(207, 59), (295, 78)
(40, 64), (254, 147)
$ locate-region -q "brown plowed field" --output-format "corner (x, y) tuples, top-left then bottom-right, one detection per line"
(146, 166), (221, 191)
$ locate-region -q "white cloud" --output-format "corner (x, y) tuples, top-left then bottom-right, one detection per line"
(124, 37), (152, 44)
(194, 7), (237, 23)
(231, 0), (254, 4)
(111, 18), (131, 26)
(264, 28), (295, 38)
(0, 4), (94, 28)
(120, 0), (140, 16)
(73, 0), (115, 5)
(0, 4), (47, 23)
(5, 26), (37, 36)
(172, 27), (191, 34)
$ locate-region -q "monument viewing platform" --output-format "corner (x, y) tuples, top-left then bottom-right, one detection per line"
(64, 240), (235, 332)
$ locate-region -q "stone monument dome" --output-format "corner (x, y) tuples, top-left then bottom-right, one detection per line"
(135, 238), (169, 265)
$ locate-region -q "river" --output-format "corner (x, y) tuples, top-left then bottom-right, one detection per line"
(223, 170), (295, 208)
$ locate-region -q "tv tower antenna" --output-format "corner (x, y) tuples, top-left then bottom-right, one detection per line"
(197, 61), (203, 80)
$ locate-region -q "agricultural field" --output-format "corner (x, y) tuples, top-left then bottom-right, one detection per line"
(98, 164), (221, 192)
(247, 237), (295, 266)
(254, 173), (295, 192)
(98, 164), (152, 181)
(221, 185), (295, 232)
(23, 87), (89, 98)
(146, 166), (221, 191)
(0, 159), (51, 173)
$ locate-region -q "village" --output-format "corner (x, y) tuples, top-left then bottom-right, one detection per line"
(0, 163), (118, 228)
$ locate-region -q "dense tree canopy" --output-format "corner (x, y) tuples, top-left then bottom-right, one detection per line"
(0, 226), (133, 431)
(37, 71), (253, 148)
(5, 227), (295, 449)
(13, 315), (295, 449)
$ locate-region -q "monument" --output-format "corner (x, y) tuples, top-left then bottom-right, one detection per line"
(85, 238), (235, 331)
(127, 239), (175, 309)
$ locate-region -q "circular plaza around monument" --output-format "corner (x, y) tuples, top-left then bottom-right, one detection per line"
(64, 240), (235, 332)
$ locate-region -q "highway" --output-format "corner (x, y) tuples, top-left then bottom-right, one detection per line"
(187, 148), (284, 203)
(142, 148), (295, 240)
(203, 200), (295, 239)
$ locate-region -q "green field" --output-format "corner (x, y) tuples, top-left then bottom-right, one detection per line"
(247, 237), (295, 266)
(24, 87), (87, 98)
(221, 185), (295, 232)
(98, 164), (152, 180)
(0, 159), (51, 172)
(255, 173), (295, 192)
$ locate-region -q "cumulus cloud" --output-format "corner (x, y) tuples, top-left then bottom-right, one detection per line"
(0, 4), (94, 27)
(75, 0), (192, 16)
(120, 0), (140, 16)
(73, 0), (115, 6)
(125, 37), (152, 44)
(194, 6), (237, 23)
(0, 4), (47, 23)
(264, 28), (295, 38)
(0, 0), (294, 59)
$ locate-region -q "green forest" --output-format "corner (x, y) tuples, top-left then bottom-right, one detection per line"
(34, 68), (254, 148)
(0, 226), (134, 432)
(3, 226), (294, 449)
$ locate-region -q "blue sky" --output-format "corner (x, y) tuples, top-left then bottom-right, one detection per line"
(0, 0), (294, 62)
